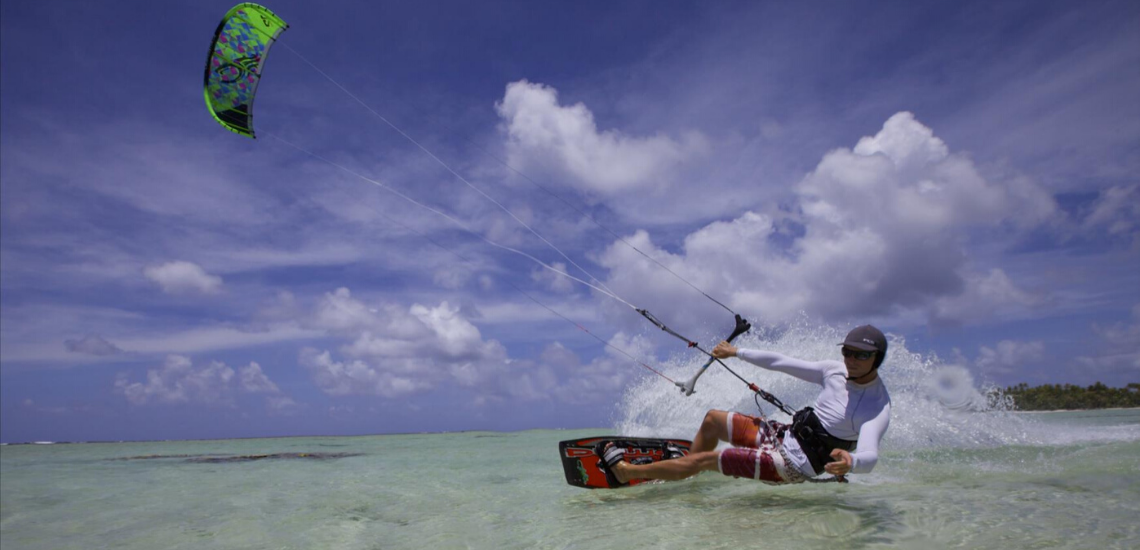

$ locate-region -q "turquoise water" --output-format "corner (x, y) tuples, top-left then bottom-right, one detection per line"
(5, 328), (1139, 549)
(3, 409), (1139, 550)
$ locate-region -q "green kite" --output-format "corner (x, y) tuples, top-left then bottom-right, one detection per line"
(203, 3), (288, 138)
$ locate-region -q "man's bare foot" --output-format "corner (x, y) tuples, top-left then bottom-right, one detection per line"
(611, 460), (632, 484)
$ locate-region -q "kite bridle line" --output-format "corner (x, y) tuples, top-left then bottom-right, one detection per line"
(237, 16), (794, 406)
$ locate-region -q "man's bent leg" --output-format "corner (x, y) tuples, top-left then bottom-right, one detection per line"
(693, 410), (776, 454)
(612, 450), (720, 483)
(691, 410), (731, 453)
(610, 444), (804, 485)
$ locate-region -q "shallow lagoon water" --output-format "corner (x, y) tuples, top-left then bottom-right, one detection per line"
(5, 326), (1138, 549)
(2, 409), (1138, 550)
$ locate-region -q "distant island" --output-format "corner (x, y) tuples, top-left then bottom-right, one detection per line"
(1005, 382), (1140, 411)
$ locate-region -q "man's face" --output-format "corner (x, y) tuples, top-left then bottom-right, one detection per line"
(842, 347), (877, 380)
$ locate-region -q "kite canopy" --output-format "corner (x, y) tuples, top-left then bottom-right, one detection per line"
(203, 3), (288, 138)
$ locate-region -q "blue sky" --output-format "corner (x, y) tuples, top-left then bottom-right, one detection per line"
(1, 0), (1137, 443)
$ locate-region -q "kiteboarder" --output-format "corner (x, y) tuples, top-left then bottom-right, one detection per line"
(600, 325), (892, 485)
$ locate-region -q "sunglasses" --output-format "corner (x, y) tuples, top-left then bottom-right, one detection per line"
(841, 348), (876, 361)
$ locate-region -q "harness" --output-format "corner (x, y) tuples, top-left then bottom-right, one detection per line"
(790, 407), (857, 475)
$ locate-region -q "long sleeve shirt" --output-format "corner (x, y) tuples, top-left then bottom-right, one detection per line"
(735, 349), (891, 476)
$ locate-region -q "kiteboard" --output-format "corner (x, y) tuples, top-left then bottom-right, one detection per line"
(558, 436), (692, 489)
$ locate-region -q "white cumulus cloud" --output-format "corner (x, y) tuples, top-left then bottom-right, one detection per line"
(143, 261), (222, 295)
(931, 269), (1043, 326)
(299, 348), (430, 398)
(300, 288), (508, 397)
(115, 355), (234, 405)
(239, 362), (281, 394)
(531, 261), (575, 293)
(975, 340), (1046, 376)
(115, 355), (289, 407)
(496, 80), (709, 195)
(528, 332), (655, 405)
(297, 287), (650, 405)
(597, 112), (1058, 327)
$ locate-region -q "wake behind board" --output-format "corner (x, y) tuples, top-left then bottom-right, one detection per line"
(558, 436), (691, 489)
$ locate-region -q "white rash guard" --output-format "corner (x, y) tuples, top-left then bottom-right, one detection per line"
(735, 349), (891, 476)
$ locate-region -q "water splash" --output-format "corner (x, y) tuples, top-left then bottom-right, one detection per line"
(613, 317), (1091, 451)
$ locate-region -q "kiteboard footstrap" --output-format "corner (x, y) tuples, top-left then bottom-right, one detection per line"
(594, 442), (629, 487)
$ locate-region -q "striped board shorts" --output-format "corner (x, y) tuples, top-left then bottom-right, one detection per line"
(717, 412), (806, 485)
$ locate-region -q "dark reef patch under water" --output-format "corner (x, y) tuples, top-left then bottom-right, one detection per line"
(112, 452), (363, 463)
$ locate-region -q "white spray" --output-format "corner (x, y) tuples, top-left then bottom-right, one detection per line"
(614, 317), (1050, 452)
